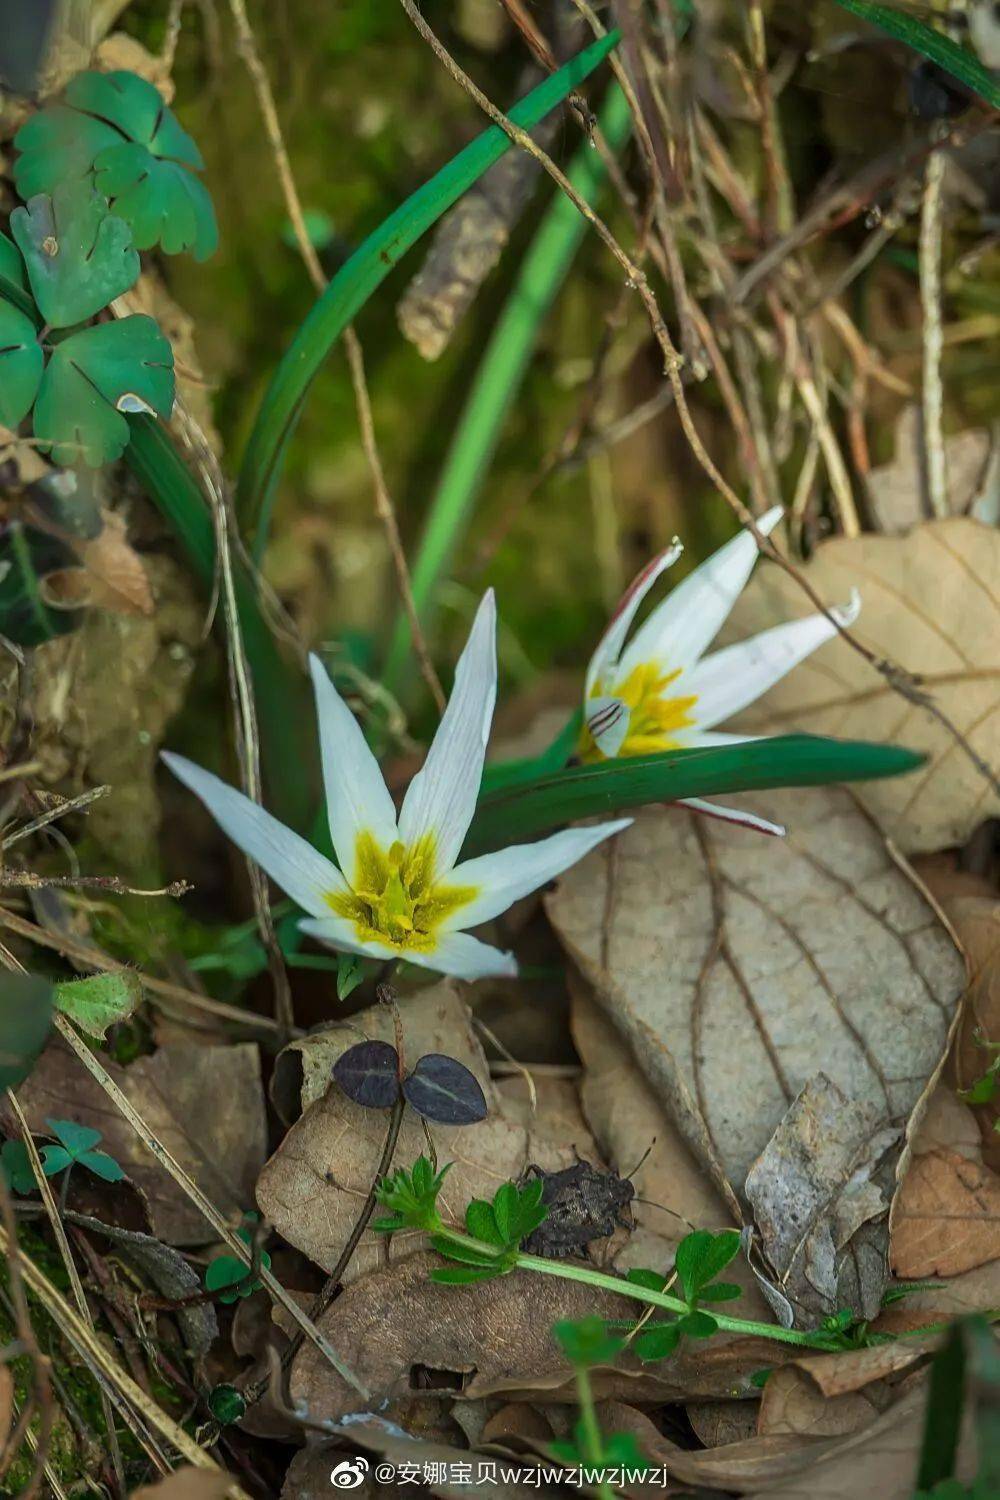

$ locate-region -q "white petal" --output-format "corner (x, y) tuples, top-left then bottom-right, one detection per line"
(618, 506), (784, 680)
(162, 752), (346, 916)
(445, 818), (632, 930)
(398, 590), (497, 873)
(586, 696), (630, 758)
(684, 591), (860, 730)
(678, 797), (785, 837)
(405, 931), (518, 980)
(586, 540), (682, 695)
(310, 655), (398, 878)
(299, 914), (397, 963)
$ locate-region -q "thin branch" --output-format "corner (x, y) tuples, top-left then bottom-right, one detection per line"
(920, 146), (949, 519)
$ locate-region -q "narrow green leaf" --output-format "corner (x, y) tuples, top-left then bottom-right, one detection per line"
(918, 1320), (967, 1490)
(0, 974), (53, 1091)
(830, 0), (1000, 109)
(237, 29), (621, 548)
(464, 735), (926, 853)
(383, 80), (632, 694)
(464, 1198), (503, 1246)
(55, 971), (141, 1040)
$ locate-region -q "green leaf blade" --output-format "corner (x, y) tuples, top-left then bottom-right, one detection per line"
(830, 0), (1000, 109)
(674, 1229), (741, 1302)
(465, 735), (926, 852)
(0, 974), (54, 1091)
(237, 28), (621, 546)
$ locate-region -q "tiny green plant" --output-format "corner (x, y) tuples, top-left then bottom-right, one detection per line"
(374, 1157), (957, 1361)
(958, 1037), (1000, 1111)
(550, 1318), (648, 1499)
(2, 1119), (124, 1197)
(203, 1215), (272, 1304)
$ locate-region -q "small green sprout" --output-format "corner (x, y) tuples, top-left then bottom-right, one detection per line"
(373, 1155), (452, 1235)
(620, 1228), (742, 1362)
(203, 1216), (272, 1304)
(2, 1118), (124, 1196)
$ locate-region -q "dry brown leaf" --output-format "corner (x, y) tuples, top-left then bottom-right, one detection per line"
(16, 1039), (267, 1244)
(272, 980), (490, 1116)
(865, 407), (995, 532)
(751, 1381), (974, 1500)
(891, 1146), (1000, 1276)
(757, 1366), (883, 1439)
(790, 1336), (940, 1397)
(130, 1467), (235, 1499)
(724, 517), (1000, 852)
(289, 1251), (793, 1423)
(547, 791), (963, 1320)
(687, 1399), (760, 1447)
(41, 509), (154, 617)
(571, 973), (775, 1321)
(915, 856), (1000, 1158)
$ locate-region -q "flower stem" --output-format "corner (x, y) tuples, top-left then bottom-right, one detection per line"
(575, 1365), (614, 1500)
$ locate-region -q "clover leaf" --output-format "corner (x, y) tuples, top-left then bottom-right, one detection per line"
(14, 70), (218, 261)
(203, 1220), (272, 1304)
(11, 181), (139, 328)
(94, 145), (217, 260)
(43, 1118), (125, 1182)
(33, 315), (174, 467)
(0, 301), (44, 427)
(1, 1140), (41, 1195)
(14, 106), (122, 199)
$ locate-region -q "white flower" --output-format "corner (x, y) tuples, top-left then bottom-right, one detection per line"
(580, 507), (860, 836)
(164, 591), (629, 982)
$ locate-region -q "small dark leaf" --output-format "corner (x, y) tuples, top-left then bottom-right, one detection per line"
(402, 1052), (488, 1125)
(331, 1039), (400, 1110)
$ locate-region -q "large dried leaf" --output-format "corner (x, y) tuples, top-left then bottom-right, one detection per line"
(546, 789), (964, 1323)
(725, 518), (1000, 852)
(16, 1039), (267, 1244)
(289, 1251), (787, 1424)
(758, 1366), (888, 1439)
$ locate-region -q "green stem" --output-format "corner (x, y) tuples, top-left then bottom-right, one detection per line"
(432, 1226), (836, 1351)
(236, 31), (620, 550)
(575, 1365), (614, 1500)
(382, 80), (633, 697)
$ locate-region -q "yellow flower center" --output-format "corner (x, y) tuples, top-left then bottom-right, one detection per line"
(327, 832), (476, 953)
(581, 662), (698, 761)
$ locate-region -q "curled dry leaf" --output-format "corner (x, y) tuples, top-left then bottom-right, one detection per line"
(289, 1251), (788, 1424)
(725, 517), (1000, 852)
(40, 507), (154, 616)
(546, 790), (964, 1324)
(16, 1039), (267, 1244)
